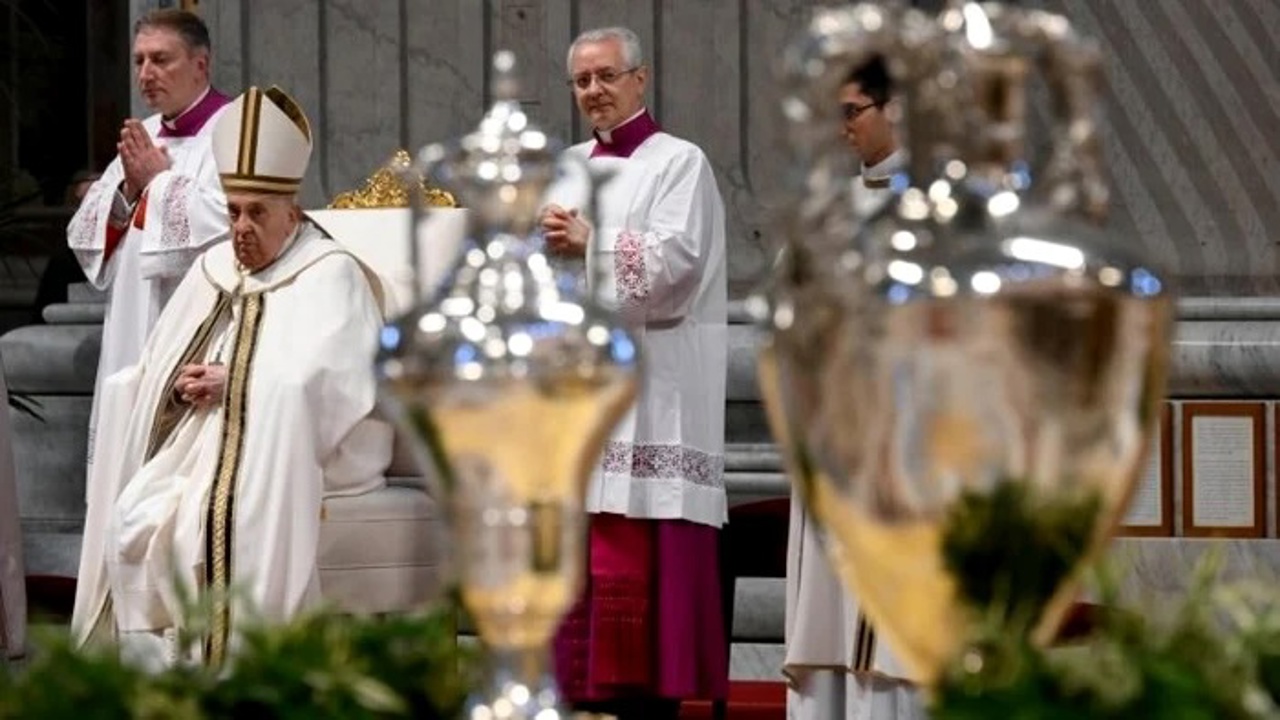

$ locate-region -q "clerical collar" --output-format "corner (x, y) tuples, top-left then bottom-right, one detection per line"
(591, 108), (660, 158)
(159, 87), (232, 138)
(862, 148), (905, 189)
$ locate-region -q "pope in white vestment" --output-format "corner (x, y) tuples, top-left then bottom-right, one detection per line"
(71, 85), (392, 669)
(784, 55), (928, 720)
(66, 11), (232, 469)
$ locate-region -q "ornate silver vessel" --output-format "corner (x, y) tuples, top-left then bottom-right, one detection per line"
(375, 52), (639, 719)
(762, 1), (1174, 686)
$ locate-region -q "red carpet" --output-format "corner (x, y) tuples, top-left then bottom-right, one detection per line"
(681, 681), (786, 720)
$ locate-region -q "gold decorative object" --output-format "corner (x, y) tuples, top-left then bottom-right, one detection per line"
(328, 150), (458, 209)
(375, 51), (638, 719)
(759, 0), (1174, 690)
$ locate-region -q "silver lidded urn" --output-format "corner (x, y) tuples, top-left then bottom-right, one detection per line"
(375, 51), (640, 719)
(760, 1), (1174, 688)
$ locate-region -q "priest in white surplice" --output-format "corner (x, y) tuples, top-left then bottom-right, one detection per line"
(541, 26), (728, 720)
(71, 85), (392, 670)
(66, 9), (232, 470)
(784, 57), (926, 720)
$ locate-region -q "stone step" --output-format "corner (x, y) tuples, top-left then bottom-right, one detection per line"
(22, 301), (1279, 403)
(728, 296), (1280, 324)
(0, 324), (100, 393)
(20, 528), (84, 580)
(21, 533), (1280, 647)
(0, 255), (48, 286)
(725, 471), (788, 499)
(730, 318), (1280, 400)
(8, 395), (91, 523)
(42, 303), (105, 325)
(724, 443), (782, 471)
(0, 287), (39, 306)
(67, 283), (105, 304)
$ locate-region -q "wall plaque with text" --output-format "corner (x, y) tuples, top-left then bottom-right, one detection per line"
(1118, 403), (1173, 537)
(1182, 402), (1266, 538)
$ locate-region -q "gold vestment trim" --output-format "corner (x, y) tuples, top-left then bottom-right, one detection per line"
(219, 175), (300, 195)
(237, 87), (262, 176)
(264, 85), (311, 142)
(202, 292), (265, 667)
(853, 613), (876, 671)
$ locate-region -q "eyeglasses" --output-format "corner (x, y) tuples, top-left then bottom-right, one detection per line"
(842, 101), (880, 120)
(567, 67), (640, 90)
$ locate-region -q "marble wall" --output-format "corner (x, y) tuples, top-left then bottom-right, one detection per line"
(159, 0), (1277, 297)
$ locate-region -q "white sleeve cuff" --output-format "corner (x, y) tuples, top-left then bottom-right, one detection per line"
(109, 184), (136, 227)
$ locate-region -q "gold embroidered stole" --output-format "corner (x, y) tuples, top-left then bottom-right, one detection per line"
(853, 614), (876, 672)
(200, 290), (266, 668)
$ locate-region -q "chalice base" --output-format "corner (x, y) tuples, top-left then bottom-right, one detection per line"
(466, 646), (568, 720)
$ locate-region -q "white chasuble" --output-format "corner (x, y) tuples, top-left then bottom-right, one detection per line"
(67, 108), (232, 473)
(71, 222), (393, 668)
(783, 150), (926, 719)
(550, 133), (729, 528)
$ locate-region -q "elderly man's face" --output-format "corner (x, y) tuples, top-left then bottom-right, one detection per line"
(133, 27), (208, 117)
(569, 39), (647, 132)
(226, 192), (300, 272)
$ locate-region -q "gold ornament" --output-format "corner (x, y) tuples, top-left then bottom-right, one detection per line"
(328, 150), (458, 209)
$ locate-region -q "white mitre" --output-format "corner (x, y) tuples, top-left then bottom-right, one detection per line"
(212, 85), (312, 195)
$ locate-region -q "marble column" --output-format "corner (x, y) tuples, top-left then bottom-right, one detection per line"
(0, 355), (27, 659)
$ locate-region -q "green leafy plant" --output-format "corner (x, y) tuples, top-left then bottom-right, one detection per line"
(932, 558), (1280, 719)
(0, 602), (478, 719)
(930, 480), (1280, 717)
(941, 482), (1101, 628)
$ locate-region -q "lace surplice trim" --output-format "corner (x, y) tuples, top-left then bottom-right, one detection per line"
(601, 441), (725, 489)
(614, 230), (649, 311)
(68, 183), (108, 250)
(162, 175), (194, 248)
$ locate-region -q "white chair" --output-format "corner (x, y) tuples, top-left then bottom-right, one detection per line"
(318, 428), (446, 614)
(307, 203), (467, 614)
